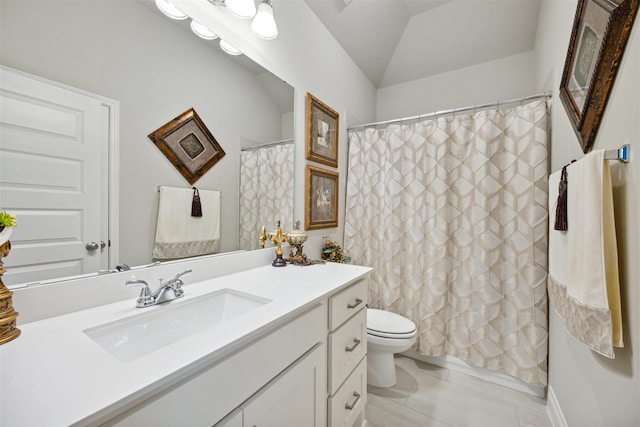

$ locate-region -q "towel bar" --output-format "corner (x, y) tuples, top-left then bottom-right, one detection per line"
(604, 144), (629, 163)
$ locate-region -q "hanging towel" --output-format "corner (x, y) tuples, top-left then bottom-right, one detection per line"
(152, 186), (221, 260)
(547, 150), (623, 358)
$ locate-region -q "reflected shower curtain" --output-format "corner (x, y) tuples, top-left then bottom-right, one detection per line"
(239, 143), (294, 250)
(345, 100), (549, 386)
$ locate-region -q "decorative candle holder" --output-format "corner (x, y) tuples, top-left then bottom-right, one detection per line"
(287, 220), (308, 258)
(269, 220), (288, 267)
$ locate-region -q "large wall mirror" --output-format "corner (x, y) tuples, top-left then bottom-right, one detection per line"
(0, 0), (295, 286)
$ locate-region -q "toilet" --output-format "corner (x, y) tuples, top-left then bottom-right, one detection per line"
(366, 308), (417, 387)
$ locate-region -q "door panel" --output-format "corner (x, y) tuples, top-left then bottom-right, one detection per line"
(0, 67), (107, 285)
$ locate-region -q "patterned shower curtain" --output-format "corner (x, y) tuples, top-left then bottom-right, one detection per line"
(239, 143), (294, 250)
(344, 100), (549, 386)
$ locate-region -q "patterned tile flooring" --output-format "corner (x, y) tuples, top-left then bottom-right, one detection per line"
(366, 356), (552, 427)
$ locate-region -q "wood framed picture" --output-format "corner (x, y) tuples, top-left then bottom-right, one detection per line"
(559, 0), (639, 153)
(305, 165), (339, 230)
(306, 93), (339, 168)
(148, 108), (226, 184)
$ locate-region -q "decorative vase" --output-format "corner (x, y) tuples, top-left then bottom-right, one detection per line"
(0, 226), (12, 246)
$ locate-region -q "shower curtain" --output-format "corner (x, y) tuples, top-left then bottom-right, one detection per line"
(239, 143), (294, 250)
(345, 100), (549, 386)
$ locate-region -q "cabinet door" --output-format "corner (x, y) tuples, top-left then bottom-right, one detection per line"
(243, 344), (326, 427)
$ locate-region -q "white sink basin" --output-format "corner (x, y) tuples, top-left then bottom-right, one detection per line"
(84, 289), (272, 362)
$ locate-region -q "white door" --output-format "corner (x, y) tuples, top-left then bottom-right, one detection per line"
(0, 67), (109, 286)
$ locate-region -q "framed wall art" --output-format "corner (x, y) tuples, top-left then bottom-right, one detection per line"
(559, 0), (639, 153)
(148, 108), (226, 184)
(306, 93), (339, 168)
(305, 165), (339, 230)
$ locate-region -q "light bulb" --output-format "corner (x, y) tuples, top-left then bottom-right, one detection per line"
(190, 20), (218, 40)
(226, 0), (257, 19)
(220, 39), (242, 56)
(155, 0), (188, 20)
(251, 0), (278, 40)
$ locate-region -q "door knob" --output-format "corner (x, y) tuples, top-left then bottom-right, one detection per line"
(86, 241), (106, 251)
(86, 242), (99, 251)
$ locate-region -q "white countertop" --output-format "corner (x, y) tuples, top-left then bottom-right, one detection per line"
(0, 261), (372, 426)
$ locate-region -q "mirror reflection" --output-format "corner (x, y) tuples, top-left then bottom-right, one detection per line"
(0, 0), (294, 286)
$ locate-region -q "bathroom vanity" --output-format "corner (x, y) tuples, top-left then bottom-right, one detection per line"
(0, 249), (372, 426)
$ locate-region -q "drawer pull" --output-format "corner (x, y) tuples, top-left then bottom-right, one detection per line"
(345, 338), (361, 352)
(345, 391), (361, 410)
(347, 298), (363, 309)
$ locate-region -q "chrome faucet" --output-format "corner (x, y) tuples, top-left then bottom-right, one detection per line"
(125, 269), (192, 308)
(115, 263), (131, 271)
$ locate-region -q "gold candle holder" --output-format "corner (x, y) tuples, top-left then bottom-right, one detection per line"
(0, 239), (20, 345)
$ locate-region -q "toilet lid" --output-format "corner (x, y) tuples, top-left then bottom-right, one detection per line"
(367, 309), (416, 337)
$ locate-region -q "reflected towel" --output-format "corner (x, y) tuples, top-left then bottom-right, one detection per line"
(548, 151), (623, 358)
(152, 186), (221, 260)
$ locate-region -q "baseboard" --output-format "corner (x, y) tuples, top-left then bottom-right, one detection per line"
(546, 386), (568, 427)
(402, 349), (546, 398)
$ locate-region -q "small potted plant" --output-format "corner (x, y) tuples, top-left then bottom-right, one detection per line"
(0, 210), (17, 245)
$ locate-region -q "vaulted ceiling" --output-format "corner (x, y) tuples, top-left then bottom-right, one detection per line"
(304, 0), (541, 89)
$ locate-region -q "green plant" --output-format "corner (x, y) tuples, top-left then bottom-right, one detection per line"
(0, 210), (17, 228)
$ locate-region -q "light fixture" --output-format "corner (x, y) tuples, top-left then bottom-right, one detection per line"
(225, 0), (257, 19)
(190, 20), (218, 40)
(220, 39), (242, 55)
(251, 0), (278, 40)
(155, 0), (278, 57)
(155, 0), (188, 20)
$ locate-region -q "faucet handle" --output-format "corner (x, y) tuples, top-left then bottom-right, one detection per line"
(174, 269), (192, 280)
(126, 279), (154, 307)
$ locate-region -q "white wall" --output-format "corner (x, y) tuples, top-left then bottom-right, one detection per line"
(535, 0), (640, 425)
(376, 51), (536, 121)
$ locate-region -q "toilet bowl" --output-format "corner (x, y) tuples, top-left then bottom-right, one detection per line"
(366, 308), (417, 388)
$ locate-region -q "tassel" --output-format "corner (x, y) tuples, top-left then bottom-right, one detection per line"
(554, 164), (569, 230)
(191, 187), (202, 217)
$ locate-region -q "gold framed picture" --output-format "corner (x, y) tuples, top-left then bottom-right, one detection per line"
(559, 0), (639, 153)
(305, 165), (338, 230)
(306, 93), (339, 168)
(148, 108), (225, 184)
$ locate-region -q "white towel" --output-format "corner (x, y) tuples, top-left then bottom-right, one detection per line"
(152, 186), (221, 260)
(548, 150), (623, 358)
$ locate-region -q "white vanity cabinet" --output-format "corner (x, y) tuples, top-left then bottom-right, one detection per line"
(326, 280), (368, 427)
(2, 253), (374, 427)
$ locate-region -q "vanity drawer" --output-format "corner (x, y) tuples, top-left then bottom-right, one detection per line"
(328, 307), (366, 394)
(328, 356), (367, 427)
(329, 280), (368, 330)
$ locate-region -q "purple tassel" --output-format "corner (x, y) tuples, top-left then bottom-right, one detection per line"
(554, 165), (568, 231)
(191, 187), (202, 217)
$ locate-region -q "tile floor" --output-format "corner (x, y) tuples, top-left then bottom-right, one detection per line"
(365, 356), (552, 427)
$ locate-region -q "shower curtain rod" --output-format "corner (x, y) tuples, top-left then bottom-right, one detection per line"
(240, 138), (294, 151)
(347, 91), (553, 131)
